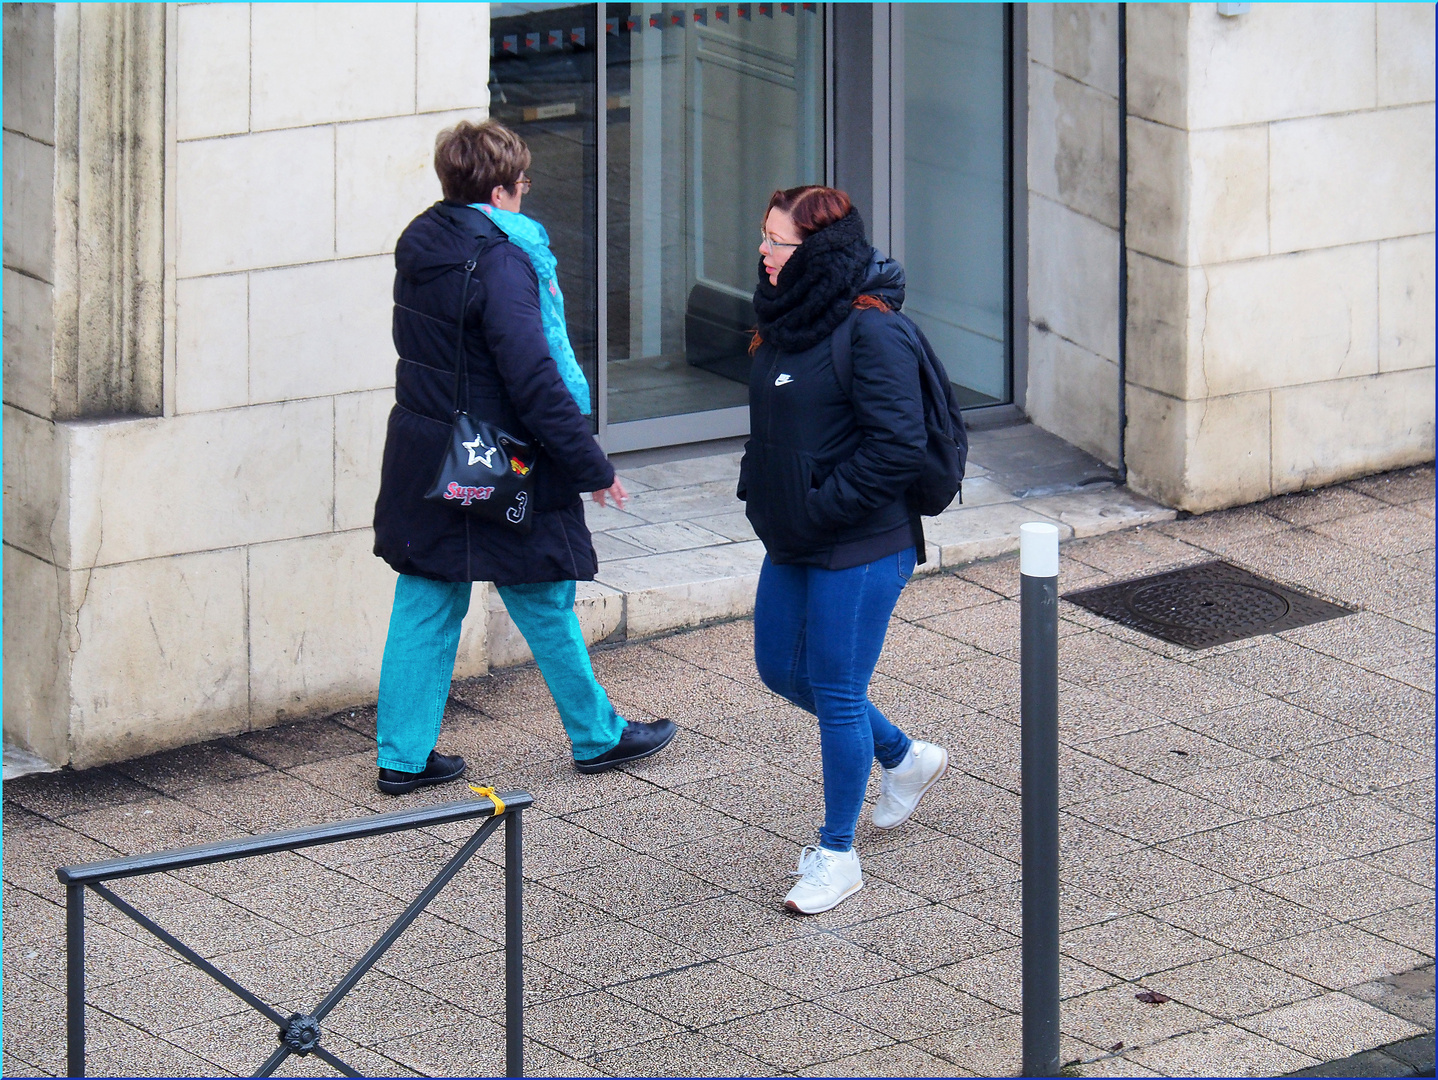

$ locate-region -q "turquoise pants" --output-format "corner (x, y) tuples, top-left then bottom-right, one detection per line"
(376, 574), (626, 771)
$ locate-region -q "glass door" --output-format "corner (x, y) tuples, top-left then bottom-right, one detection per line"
(602, 3), (826, 450)
(488, 2), (825, 452)
(488, 7), (1016, 443)
(898, 3), (1012, 408)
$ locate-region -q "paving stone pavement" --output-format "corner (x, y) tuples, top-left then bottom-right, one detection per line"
(1286, 966), (1434, 1077)
(3, 465), (1433, 1078)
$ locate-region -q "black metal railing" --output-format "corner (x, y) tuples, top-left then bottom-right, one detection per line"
(57, 790), (532, 1078)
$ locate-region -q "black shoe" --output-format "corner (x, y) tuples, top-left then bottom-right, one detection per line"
(377, 751), (467, 795)
(574, 720), (678, 774)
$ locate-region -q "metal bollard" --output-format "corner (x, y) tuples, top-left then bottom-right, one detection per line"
(1020, 522), (1061, 1077)
(505, 809), (525, 1079)
(67, 883), (86, 1078)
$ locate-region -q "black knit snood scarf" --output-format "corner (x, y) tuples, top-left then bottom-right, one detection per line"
(752, 207), (874, 353)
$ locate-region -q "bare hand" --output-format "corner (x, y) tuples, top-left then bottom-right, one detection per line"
(591, 478), (629, 510)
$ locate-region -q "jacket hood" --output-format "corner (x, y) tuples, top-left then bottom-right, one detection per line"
(395, 202), (505, 285)
(858, 252), (905, 312)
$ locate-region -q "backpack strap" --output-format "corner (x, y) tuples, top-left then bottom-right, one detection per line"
(828, 311), (856, 398)
(430, 206), (507, 417)
(827, 307), (930, 565)
(830, 307), (924, 395)
(893, 310), (931, 563)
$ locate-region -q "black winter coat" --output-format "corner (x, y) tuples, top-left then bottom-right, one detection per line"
(738, 256), (926, 568)
(373, 202), (615, 584)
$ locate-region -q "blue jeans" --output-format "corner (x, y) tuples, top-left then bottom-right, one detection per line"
(753, 548), (917, 852)
(376, 574), (625, 771)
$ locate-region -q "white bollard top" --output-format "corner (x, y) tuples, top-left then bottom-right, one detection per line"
(1020, 522), (1060, 578)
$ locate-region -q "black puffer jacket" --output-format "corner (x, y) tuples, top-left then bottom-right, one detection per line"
(373, 202), (614, 584)
(739, 254), (926, 568)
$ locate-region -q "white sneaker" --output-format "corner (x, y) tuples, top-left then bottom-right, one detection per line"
(872, 740), (948, 829)
(783, 845), (863, 914)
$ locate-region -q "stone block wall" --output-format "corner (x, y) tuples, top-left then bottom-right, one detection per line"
(1124, 3), (1436, 511)
(5, 2), (64, 764)
(3, 3), (495, 767)
(1024, 3), (1124, 468)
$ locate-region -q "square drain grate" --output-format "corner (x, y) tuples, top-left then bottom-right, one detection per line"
(1063, 560), (1355, 650)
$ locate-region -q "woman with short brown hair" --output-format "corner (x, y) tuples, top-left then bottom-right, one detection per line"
(370, 119), (677, 794)
(433, 119), (531, 205)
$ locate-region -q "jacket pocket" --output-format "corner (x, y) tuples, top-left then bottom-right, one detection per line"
(744, 443), (822, 549)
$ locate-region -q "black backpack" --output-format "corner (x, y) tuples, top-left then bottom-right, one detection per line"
(829, 310), (969, 520)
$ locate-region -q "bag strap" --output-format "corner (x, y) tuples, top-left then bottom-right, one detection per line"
(448, 238), (489, 417)
(828, 307), (931, 563)
(828, 311), (856, 398)
(828, 309), (925, 395)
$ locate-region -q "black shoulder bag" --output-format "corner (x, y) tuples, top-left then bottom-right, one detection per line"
(423, 241), (538, 531)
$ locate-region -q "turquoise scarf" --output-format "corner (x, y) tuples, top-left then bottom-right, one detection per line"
(474, 203), (591, 415)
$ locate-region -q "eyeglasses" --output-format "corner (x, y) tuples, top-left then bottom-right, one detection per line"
(760, 231), (800, 250)
(514, 175), (533, 194)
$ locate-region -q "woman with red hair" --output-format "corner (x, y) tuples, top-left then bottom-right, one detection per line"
(741, 186), (949, 914)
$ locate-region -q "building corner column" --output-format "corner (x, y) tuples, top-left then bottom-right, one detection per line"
(53, 0), (166, 421)
(4, 2), (168, 769)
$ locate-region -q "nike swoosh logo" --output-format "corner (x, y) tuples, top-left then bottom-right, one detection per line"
(774, 373), (793, 386)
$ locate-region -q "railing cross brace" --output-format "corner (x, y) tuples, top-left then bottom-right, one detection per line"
(59, 793), (530, 1079)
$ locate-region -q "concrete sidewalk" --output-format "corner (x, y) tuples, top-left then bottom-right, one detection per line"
(3, 466), (1433, 1077)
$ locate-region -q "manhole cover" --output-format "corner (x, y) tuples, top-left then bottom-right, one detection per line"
(1063, 561), (1354, 649)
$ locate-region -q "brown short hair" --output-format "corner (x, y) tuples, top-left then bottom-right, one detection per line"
(764, 185), (853, 239)
(434, 119), (532, 204)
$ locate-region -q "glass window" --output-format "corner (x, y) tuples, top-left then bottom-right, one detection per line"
(605, 3), (825, 428)
(489, 3), (600, 420)
(903, 3), (1010, 408)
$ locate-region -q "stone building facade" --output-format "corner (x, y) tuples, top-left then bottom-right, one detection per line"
(1023, 4), (1435, 507)
(4, 2), (1433, 768)
(5, 3), (495, 766)
(1121, 3), (1435, 509)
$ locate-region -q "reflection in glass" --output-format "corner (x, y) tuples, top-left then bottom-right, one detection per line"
(488, 3), (599, 421)
(605, 4), (824, 426)
(904, 4), (1009, 408)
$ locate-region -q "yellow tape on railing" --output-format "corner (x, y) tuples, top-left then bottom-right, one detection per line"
(467, 785), (506, 816)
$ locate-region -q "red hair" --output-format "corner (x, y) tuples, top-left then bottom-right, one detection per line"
(764, 185), (852, 239)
